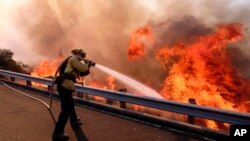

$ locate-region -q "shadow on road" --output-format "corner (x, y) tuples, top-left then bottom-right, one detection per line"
(73, 126), (89, 141)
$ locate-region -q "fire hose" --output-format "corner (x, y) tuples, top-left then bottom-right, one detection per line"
(0, 81), (56, 124)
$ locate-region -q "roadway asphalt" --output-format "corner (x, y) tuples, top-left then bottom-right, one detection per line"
(0, 84), (202, 141)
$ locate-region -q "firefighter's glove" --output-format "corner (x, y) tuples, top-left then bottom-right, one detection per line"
(84, 59), (95, 67)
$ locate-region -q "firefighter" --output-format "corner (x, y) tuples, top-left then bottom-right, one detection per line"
(52, 49), (94, 141)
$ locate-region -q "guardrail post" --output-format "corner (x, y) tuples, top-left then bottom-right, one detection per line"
(106, 98), (113, 105)
(187, 98), (197, 124)
(44, 76), (53, 90)
(25, 73), (32, 86)
(26, 80), (32, 86)
(120, 101), (126, 109)
(118, 88), (127, 109)
(10, 77), (15, 82)
(77, 92), (83, 98)
(48, 85), (51, 90)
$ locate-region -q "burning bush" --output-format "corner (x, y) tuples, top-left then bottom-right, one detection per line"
(128, 23), (250, 130)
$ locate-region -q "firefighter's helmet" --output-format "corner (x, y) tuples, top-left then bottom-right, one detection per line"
(71, 49), (86, 58)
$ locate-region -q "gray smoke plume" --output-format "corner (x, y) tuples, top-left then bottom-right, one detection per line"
(1, 0), (250, 89)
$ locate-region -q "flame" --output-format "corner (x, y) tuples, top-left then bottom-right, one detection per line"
(106, 76), (115, 90)
(128, 26), (155, 59)
(156, 23), (250, 130)
(156, 24), (250, 109)
(89, 76), (115, 90)
(31, 54), (63, 87)
(89, 80), (106, 101)
(128, 23), (250, 130)
(89, 76), (116, 102)
(31, 59), (60, 78)
(89, 80), (107, 89)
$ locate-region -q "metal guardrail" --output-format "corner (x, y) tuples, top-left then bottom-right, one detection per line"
(1, 69), (250, 125)
(0, 70), (52, 85)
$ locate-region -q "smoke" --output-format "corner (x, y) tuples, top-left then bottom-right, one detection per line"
(1, 0), (250, 89)
(146, 0), (250, 80)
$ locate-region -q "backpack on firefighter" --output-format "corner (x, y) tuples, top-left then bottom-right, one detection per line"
(54, 56), (92, 85)
(54, 56), (75, 85)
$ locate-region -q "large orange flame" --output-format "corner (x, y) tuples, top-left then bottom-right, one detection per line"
(31, 52), (64, 78)
(156, 23), (250, 111)
(157, 23), (250, 130)
(31, 52), (64, 87)
(31, 59), (60, 78)
(128, 26), (155, 59)
(128, 23), (250, 130)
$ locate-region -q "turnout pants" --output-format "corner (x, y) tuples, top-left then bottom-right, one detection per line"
(53, 85), (78, 135)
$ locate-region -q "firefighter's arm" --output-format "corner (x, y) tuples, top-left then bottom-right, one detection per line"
(70, 56), (89, 73)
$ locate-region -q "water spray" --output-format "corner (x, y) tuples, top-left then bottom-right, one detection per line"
(95, 64), (164, 99)
(50, 59), (163, 116)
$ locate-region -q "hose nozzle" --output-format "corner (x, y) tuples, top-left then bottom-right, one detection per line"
(84, 59), (95, 67)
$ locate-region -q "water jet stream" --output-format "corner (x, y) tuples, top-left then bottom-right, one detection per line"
(95, 64), (164, 99)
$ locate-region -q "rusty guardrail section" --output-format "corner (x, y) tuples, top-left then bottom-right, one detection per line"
(0, 69), (250, 125)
